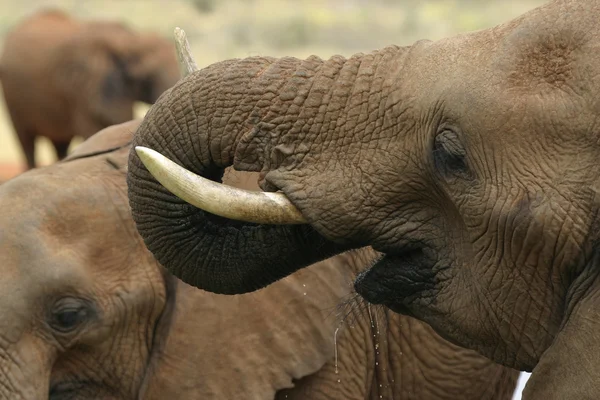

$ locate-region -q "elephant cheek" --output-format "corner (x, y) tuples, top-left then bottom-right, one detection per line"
(0, 343), (52, 398)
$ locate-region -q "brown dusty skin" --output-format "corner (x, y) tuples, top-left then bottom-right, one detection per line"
(0, 120), (518, 398)
(127, 1), (600, 398)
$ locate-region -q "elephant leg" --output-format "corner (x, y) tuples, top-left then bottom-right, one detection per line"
(16, 130), (36, 170)
(51, 140), (71, 161)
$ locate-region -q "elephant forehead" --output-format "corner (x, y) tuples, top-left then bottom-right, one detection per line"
(0, 173), (134, 276)
(410, 1), (600, 118)
(415, 36), (600, 163)
(0, 204), (95, 286)
(1, 178), (103, 229)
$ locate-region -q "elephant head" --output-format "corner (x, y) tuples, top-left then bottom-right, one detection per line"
(128, 0), (600, 396)
(0, 120), (165, 397)
(0, 119), (338, 398)
(127, 32), (181, 105)
(56, 18), (181, 131)
(0, 9), (181, 169)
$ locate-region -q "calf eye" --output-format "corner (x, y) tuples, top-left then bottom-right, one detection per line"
(433, 128), (471, 179)
(49, 298), (92, 333)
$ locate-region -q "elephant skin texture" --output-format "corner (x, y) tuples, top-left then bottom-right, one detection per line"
(0, 9), (180, 169)
(127, 0), (600, 398)
(0, 120), (517, 398)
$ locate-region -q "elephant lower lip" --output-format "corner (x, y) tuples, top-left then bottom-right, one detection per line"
(354, 249), (436, 313)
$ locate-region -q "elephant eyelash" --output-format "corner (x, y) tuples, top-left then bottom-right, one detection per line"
(432, 129), (472, 180)
(47, 297), (96, 336)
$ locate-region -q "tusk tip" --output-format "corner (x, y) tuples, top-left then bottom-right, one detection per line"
(174, 27), (185, 37)
(172, 25), (198, 78)
(135, 146), (163, 167)
(135, 145), (153, 157)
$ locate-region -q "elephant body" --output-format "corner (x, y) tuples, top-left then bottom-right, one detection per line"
(127, 0), (600, 398)
(0, 120), (517, 398)
(0, 9), (179, 169)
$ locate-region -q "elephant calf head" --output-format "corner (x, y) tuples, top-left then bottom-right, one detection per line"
(127, 0), (600, 395)
(0, 120), (170, 398)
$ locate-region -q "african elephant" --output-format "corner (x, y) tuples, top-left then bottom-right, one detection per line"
(0, 9), (180, 169)
(127, 0), (600, 398)
(0, 119), (518, 398)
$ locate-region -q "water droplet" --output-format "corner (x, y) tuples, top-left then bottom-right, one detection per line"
(334, 327), (340, 374)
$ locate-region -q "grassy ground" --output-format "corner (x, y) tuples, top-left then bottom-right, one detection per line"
(0, 0), (547, 179)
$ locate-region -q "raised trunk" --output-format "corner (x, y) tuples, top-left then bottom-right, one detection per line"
(128, 47), (407, 294)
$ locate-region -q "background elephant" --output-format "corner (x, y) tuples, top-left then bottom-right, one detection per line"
(0, 9), (180, 169)
(127, 0), (600, 398)
(0, 119), (518, 398)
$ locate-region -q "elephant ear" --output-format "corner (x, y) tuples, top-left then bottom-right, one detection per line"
(139, 171), (354, 399)
(65, 118), (141, 160)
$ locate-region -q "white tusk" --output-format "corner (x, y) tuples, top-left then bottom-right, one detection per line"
(174, 27), (198, 78)
(135, 146), (307, 225)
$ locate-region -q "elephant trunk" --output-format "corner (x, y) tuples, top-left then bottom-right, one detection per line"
(0, 350), (49, 399)
(128, 46), (406, 294)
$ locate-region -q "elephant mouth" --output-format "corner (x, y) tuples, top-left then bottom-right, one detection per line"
(354, 246), (438, 314)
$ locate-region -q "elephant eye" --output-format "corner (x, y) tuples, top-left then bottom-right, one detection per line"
(49, 298), (93, 334)
(433, 128), (471, 179)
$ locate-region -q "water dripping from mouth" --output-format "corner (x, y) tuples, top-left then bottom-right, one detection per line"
(334, 327), (340, 375)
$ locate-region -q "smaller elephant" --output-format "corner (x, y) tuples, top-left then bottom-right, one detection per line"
(0, 119), (519, 398)
(0, 9), (180, 169)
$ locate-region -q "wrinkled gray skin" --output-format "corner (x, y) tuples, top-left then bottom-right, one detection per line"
(127, 0), (600, 398)
(0, 121), (517, 398)
(0, 9), (180, 169)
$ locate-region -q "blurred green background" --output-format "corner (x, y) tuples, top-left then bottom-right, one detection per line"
(0, 0), (546, 179)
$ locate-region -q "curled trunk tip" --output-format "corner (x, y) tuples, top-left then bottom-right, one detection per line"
(135, 146), (307, 225)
